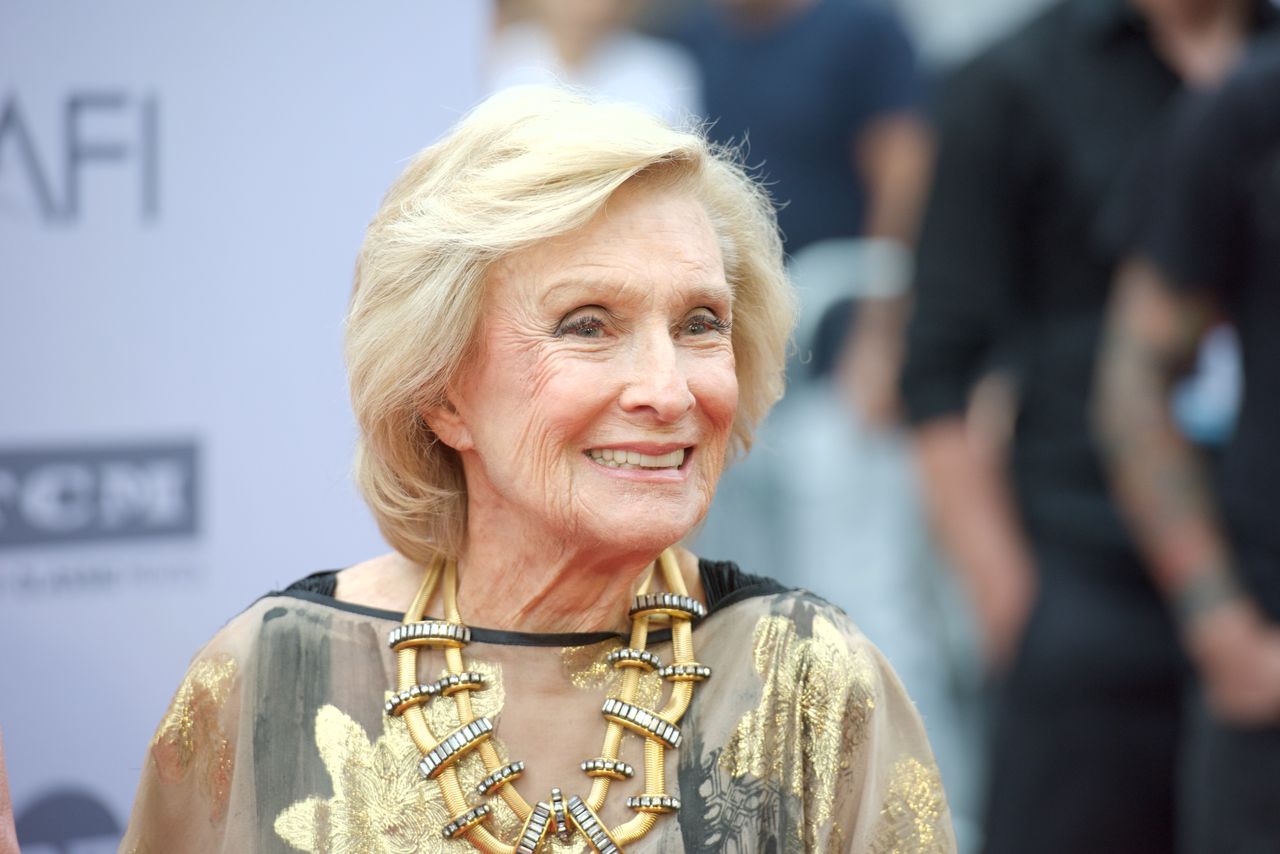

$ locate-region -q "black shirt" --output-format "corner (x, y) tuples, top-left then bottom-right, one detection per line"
(901, 0), (1276, 553)
(1136, 37), (1280, 606)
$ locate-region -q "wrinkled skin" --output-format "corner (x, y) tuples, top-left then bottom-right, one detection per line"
(426, 178), (739, 632)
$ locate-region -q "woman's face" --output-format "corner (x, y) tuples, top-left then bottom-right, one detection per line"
(436, 179), (738, 557)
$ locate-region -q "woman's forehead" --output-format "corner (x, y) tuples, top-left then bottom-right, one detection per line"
(486, 184), (730, 305)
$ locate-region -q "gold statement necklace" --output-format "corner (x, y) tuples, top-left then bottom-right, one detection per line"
(384, 548), (710, 853)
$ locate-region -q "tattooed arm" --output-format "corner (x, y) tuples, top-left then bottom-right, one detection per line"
(1096, 258), (1280, 724)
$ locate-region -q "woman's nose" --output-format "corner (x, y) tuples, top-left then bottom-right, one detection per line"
(618, 331), (696, 422)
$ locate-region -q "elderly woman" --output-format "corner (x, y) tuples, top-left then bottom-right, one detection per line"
(122, 88), (953, 853)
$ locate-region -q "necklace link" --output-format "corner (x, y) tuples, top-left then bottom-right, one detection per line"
(417, 718), (494, 779)
(388, 620), (471, 650)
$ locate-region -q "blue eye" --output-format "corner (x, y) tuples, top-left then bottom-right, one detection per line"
(556, 314), (606, 338)
(684, 314), (731, 336)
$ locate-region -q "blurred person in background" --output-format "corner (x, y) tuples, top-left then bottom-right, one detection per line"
(1097, 36), (1280, 853)
(901, 0), (1278, 852)
(488, 0), (701, 126)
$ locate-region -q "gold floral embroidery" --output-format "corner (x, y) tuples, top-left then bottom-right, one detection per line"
(275, 705), (450, 852)
(150, 653), (237, 822)
(276, 661), (528, 853)
(561, 640), (663, 710)
(720, 614), (877, 848)
(869, 757), (949, 854)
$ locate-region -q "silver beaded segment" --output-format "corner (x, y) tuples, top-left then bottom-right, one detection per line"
(629, 591), (707, 620)
(384, 682), (439, 716)
(605, 647), (663, 671)
(431, 670), (487, 696)
(387, 620), (471, 650)
(475, 761), (525, 796)
(656, 662), (712, 682)
(441, 803), (491, 839)
(550, 787), (571, 842)
(567, 795), (621, 854)
(384, 672), (491, 716)
(627, 793), (681, 814)
(417, 717), (494, 779)
(580, 757), (635, 779)
(601, 697), (682, 748)
(515, 801), (552, 854)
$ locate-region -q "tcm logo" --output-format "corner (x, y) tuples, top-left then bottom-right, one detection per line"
(0, 441), (198, 548)
(0, 90), (159, 222)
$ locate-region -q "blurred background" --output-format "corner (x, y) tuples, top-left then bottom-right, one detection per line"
(3, 0), (1274, 851)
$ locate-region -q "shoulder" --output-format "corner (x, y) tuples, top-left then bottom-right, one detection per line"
(698, 566), (883, 673)
(695, 576), (935, 819)
(710, 581), (873, 644)
(182, 570), (399, 683)
(185, 595), (289, 669)
(140, 597), (284, 816)
(698, 556), (788, 612)
(176, 594), (331, 678)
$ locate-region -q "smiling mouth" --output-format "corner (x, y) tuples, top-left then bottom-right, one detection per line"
(585, 447), (688, 470)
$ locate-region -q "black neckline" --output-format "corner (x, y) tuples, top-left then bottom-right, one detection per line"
(268, 558), (786, 647)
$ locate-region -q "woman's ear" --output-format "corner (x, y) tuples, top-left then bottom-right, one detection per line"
(420, 395), (474, 452)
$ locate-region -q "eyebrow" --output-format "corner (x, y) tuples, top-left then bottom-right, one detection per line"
(539, 277), (734, 308)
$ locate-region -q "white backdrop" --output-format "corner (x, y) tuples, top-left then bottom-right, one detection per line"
(0, 3), (489, 847)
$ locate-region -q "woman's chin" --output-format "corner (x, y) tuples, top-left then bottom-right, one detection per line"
(581, 506), (702, 557)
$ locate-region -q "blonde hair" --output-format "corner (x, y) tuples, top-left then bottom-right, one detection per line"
(346, 86), (794, 564)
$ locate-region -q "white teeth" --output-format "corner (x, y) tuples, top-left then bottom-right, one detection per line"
(586, 448), (686, 469)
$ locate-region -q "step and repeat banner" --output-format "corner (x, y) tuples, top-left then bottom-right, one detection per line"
(0, 3), (489, 848)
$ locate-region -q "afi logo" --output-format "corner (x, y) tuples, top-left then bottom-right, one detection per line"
(0, 442), (198, 548)
(0, 91), (159, 222)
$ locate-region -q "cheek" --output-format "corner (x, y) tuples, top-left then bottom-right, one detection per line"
(708, 357), (740, 418)
(464, 340), (573, 472)
(693, 355), (740, 445)
(511, 354), (604, 456)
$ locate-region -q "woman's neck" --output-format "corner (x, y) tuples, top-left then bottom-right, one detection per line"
(332, 543), (703, 633)
(451, 505), (677, 633)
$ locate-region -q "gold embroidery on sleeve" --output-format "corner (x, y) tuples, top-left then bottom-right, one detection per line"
(870, 757), (949, 854)
(150, 653), (237, 822)
(720, 614), (877, 848)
